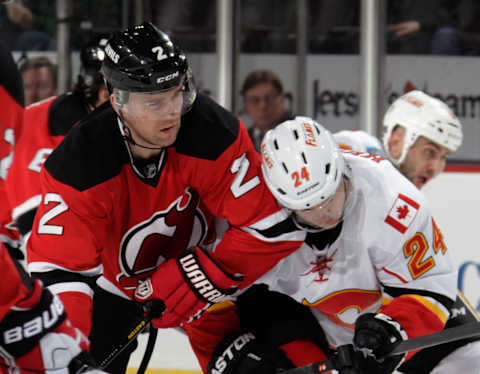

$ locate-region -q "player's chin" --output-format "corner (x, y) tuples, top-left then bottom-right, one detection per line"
(313, 216), (342, 230)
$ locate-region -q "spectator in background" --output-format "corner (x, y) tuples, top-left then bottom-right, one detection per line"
(387, 0), (452, 54)
(241, 69), (292, 152)
(19, 56), (57, 105)
(308, 0), (360, 54)
(0, 0), (55, 51)
(152, 0), (216, 52)
(0, 0), (32, 50)
(430, 0), (480, 55)
(241, 0), (296, 53)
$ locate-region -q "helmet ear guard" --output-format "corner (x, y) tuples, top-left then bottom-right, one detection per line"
(382, 90), (463, 165)
(261, 116), (345, 211)
(112, 87), (129, 108)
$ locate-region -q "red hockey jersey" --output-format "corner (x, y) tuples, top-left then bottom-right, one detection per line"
(27, 94), (301, 334)
(6, 91), (90, 237)
(0, 41), (24, 251)
(0, 41), (28, 317)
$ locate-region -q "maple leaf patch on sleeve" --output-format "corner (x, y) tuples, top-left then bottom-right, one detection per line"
(385, 194), (420, 233)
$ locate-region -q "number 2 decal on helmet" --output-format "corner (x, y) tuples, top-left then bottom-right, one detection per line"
(151, 46), (168, 61)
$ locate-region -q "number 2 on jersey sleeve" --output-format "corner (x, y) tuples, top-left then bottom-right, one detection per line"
(37, 193), (68, 235)
(230, 153), (260, 198)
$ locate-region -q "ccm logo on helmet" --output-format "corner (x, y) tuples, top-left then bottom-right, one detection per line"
(157, 71), (179, 84)
(3, 296), (65, 344)
(211, 333), (256, 374)
(105, 43), (120, 64)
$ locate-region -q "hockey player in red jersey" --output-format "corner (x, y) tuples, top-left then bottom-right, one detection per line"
(0, 40), (24, 260)
(0, 40), (105, 374)
(5, 41), (109, 243)
(26, 22), (300, 372)
(187, 117), (462, 374)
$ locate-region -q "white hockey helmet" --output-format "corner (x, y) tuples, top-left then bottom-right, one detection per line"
(261, 116), (345, 211)
(382, 90), (463, 165)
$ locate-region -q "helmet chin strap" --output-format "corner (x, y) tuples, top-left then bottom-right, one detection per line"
(118, 110), (164, 150)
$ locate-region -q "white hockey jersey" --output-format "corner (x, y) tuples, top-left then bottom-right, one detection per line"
(255, 151), (457, 349)
(333, 129), (385, 156)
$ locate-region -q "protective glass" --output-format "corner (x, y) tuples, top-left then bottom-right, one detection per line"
(123, 87), (184, 120)
(114, 71), (196, 117)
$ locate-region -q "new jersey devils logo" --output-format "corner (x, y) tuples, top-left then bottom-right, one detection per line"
(116, 188), (209, 289)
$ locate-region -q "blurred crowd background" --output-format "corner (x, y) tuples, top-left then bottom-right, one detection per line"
(3, 0), (480, 157)
(2, 0), (480, 55)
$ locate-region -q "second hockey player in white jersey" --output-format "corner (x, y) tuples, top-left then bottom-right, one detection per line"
(333, 90), (462, 190)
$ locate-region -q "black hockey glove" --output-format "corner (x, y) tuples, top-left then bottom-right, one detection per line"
(0, 281), (96, 373)
(207, 332), (294, 374)
(353, 313), (407, 374)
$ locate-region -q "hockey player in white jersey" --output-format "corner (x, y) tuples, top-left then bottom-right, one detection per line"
(333, 90), (462, 190)
(333, 91), (479, 372)
(255, 116), (463, 373)
(193, 117), (468, 374)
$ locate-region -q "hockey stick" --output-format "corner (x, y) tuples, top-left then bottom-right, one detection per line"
(137, 325), (158, 374)
(99, 299), (165, 369)
(99, 316), (151, 369)
(389, 320), (480, 355)
(281, 321), (480, 374)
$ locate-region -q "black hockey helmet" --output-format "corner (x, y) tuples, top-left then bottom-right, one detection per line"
(77, 39), (107, 105)
(101, 23), (193, 90)
(101, 22), (196, 112)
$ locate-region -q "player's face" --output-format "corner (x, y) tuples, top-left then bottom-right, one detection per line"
(294, 178), (348, 230)
(120, 85), (183, 150)
(244, 83), (285, 131)
(399, 136), (449, 189)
